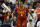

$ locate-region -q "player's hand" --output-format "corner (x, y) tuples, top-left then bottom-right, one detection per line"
(32, 18), (34, 19)
(32, 18), (35, 22)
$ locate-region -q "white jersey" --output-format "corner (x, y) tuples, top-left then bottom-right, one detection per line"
(27, 22), (34, 27)
(37, 21), (40, 27)
(2, 3), (11, 12)
(27, 13), (37, 24)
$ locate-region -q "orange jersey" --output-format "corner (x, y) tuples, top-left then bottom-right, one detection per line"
(14, 7), (29, 18)
(36, 8), (40, 18)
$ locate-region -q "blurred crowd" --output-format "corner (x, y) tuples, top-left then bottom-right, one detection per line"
(0, 0), (40, 27)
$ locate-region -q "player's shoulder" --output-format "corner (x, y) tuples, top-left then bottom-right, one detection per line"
(16, 6), (18, 8)
(15, 6), (18, 8)
(24, 7), (28, 9)
(15, 7), (18, 9)
(24, 7), (27, 8)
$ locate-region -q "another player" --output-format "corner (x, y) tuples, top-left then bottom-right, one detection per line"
(13, 2), (34, 27)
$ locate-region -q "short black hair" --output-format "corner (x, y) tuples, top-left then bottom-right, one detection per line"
(29, 19), (32, 22)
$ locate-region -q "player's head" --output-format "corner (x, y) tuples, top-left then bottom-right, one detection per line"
(19, 2), (23, 7)
(29, 19), (32, 22)
(29, 5), (32, 9)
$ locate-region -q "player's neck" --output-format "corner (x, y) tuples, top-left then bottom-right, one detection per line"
(20, 7), (24, 9)
(20, 7), (23, 9)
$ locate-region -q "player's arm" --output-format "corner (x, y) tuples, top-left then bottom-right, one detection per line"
(12, 8), (17, 19)
(28, 11), (34, 19)
(26, 8), (34, 19)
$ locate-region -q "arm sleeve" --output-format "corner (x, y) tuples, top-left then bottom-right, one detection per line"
(14, 8), (17, 13)
(26, 8), (29, 12)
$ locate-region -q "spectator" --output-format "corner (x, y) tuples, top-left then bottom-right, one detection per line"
(13, 16), (16, 27)
(27, 19), (34, 27)
(33, 0), (37, 9)
(0, 9), (4, 22)
(4, 13), (7, 20)
(1, 3), (11, 12)
(3, 0), (9, 6)
(11, 4), (16, 13)
(24, 1), (28, 8)
(31, 2), (33, 7)
(38, 1), (40, 7)
(29, 5), (34, 10)
(3, 16), (11, 27)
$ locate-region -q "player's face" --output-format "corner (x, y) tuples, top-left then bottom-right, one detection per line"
(19, 2), (23, 7)
(29, 6), (32, 9)
(30, 21), (32, 23)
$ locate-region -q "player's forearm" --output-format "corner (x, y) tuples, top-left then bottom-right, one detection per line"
(30, 13), (33, 18)
(12, 12), (15, 20)
(29, 11), (34, 18)
(12, 13), (14, 19)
